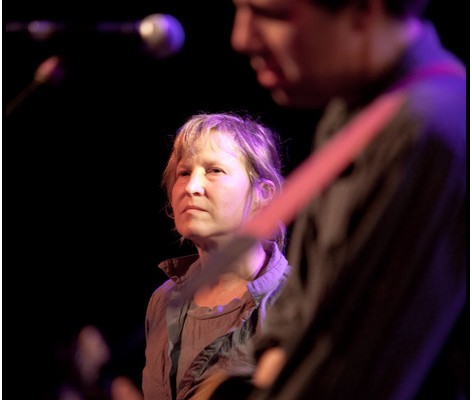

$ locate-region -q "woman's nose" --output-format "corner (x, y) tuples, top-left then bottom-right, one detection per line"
(185, 171), (205, 195)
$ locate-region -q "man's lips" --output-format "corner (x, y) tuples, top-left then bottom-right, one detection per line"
(257, 69), (280, 88)
(251, 56), (281, 88)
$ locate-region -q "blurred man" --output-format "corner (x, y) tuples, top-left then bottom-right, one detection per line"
(227, 0), (467, 399)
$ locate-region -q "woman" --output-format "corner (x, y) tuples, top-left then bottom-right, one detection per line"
(141, 113), (291, 400)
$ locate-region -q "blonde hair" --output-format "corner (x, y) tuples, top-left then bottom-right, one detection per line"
(162, 112), (286, 250)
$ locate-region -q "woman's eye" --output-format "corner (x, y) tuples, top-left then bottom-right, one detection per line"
(208, 168), (223, 174)
(177, 170), (190, 177)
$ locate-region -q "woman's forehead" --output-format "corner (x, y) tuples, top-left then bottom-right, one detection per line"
(184, 129), (240, 156)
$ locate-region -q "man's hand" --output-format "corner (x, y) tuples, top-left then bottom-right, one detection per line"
(253, 347), (286, 389)
(111, 376), (144, 400)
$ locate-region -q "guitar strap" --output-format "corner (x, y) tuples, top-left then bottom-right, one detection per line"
(179, 61), (466, 301)
(186, 61), (466, 400)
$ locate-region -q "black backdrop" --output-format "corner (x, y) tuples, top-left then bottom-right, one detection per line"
(3, 1), (468, 398)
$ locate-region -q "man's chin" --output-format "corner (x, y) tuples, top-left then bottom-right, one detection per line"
(271, 88), (290, 106)
(271, 88), (309, 109)
(271, 87), (327, 110)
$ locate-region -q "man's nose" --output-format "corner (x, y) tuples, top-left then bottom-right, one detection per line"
(231, 9), (257, 54)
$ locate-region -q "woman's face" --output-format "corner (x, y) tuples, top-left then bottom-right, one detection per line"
(171, 131), (255, 248)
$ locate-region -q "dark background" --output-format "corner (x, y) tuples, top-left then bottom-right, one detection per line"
(3, 1), (468, 399)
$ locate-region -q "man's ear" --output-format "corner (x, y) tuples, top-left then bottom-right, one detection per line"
(351, 0), (384, 31)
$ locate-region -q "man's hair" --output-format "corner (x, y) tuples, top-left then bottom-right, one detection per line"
(314, 0), (430, 18)
(162, 112), (287, 250)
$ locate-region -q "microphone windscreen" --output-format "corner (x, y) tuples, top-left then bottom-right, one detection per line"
(138, 14), (185, 59)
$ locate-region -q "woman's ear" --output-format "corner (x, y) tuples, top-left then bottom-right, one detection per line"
(253, 181), (275, 211)
(165, 201), (175, 219)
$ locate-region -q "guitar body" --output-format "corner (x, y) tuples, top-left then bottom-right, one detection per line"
(193, 373), (258, 400)
(207, 375), (257, 400)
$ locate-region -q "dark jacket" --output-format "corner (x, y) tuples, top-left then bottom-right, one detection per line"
(252, 22), (467, 400)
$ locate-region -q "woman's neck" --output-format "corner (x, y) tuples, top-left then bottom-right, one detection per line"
(193, 241), (267, 308)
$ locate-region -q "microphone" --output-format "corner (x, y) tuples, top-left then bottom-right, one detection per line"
(140, 13), (185, 59)
(6, 55), (64, 117)
(5, 13), (185, 59)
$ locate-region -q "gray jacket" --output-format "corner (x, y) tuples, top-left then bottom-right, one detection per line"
(142, 241), (291, 400)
